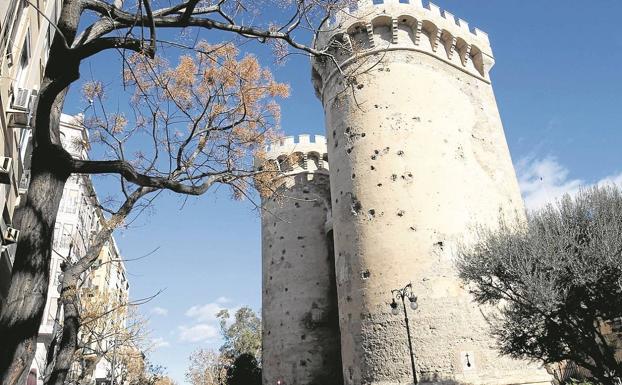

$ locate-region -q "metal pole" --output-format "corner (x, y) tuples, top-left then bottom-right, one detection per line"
(401, 294), (418, 385)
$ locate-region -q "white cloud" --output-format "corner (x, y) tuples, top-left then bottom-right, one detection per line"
(152, 337), (170, 349)
(215, 296), (230, 304)
(178, 323), (219, 343)
(185, 303), (226, 322)
(516, 156), (622, 211)
(178, 299), (240, 344)
(151, 307), (169, 316)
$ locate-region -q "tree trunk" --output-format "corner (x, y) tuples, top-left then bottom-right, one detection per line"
(0, 146), (70, 385)
(43, 187), (152, 385)
(45, 285), (80, 385)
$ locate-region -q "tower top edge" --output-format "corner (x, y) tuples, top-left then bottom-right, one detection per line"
(260, 134), (328, 162)
(314, 0), (491, 53)
(266, 134), (327, 155)
(254, 134), (330, 175)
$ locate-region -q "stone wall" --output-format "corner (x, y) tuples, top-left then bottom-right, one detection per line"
(260, 137), (343, 385)
(311, 1), (553, 384)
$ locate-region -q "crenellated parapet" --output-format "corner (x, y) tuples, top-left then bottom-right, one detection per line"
(255, 135), (330, 197)
(311, 0), (495, 98)
(258, 134), (329, 175)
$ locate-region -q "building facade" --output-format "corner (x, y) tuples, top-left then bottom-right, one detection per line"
(259, 1), (553, 384)
(0, 0), (61, 309)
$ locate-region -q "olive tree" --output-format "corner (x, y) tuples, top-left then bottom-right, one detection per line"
(457, 185), (622, 384)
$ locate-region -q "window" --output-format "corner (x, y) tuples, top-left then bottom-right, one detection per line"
(42, 0), (58, 65)
(59, 223), (73, 249)
(65, 189), (79, 214)
(52, 259), (61, 287)
(59, 189), (80, 214)
(14, 28), (31, 88)
(52, 223), (60, 249)
(0, 0), (25, 67)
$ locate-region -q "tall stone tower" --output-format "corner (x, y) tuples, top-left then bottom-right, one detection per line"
(310, 1), (551, 384)
(258, 135), (343, 385)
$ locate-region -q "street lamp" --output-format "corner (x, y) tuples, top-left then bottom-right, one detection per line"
(389, 282), (419, 385)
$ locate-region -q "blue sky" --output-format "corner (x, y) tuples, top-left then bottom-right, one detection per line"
(62, 0), (622, 382)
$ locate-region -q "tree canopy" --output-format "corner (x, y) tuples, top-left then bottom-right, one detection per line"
(217, 307), (262, 362)
(457, 185), (622, 384)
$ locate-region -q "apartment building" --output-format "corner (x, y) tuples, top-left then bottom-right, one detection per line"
(29, 114), (130, 385)
(0, 3), (133, 383)
(0, 0), (61, 306)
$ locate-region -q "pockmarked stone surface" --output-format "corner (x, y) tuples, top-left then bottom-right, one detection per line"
(258, 1), (554, 384)
(259, 135), (344, 385)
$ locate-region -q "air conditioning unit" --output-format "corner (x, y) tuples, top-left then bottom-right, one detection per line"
(11, 88), (31, 110)
(8, 88), (37, 127)
(4, 226), (20, 244)
(0, 157), (13, 185)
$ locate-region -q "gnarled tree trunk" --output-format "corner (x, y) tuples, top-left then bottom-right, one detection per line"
(0, 34), (80, 385)
(44, 188), (152, 385)
(0, 147), (71, 385)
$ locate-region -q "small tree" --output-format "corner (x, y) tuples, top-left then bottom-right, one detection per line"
(185, 307), (262, 385)
(216, 307), (261, 362)
(185, 349), (228, 385)
(457, 185), (622, 384)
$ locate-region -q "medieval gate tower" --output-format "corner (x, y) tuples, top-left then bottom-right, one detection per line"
(260, 1), (552, 384)
(259, 136), (344, 385)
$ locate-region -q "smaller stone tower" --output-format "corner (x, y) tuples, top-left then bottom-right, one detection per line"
(258, 135), (343, 385)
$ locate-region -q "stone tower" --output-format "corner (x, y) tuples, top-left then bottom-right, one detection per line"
(258, 135), (343, 385)
(310, 1), (551, 384)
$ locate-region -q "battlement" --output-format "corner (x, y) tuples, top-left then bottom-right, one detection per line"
(311, 0), (495, 97)
(256, 134), (330, 176)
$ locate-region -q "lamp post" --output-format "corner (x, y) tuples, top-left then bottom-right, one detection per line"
(390, 283), (419, 385)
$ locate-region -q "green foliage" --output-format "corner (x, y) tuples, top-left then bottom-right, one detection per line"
(216, 307), (262, 362)
(225, 353), (261, 385)
(457, 186), (622, 384)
